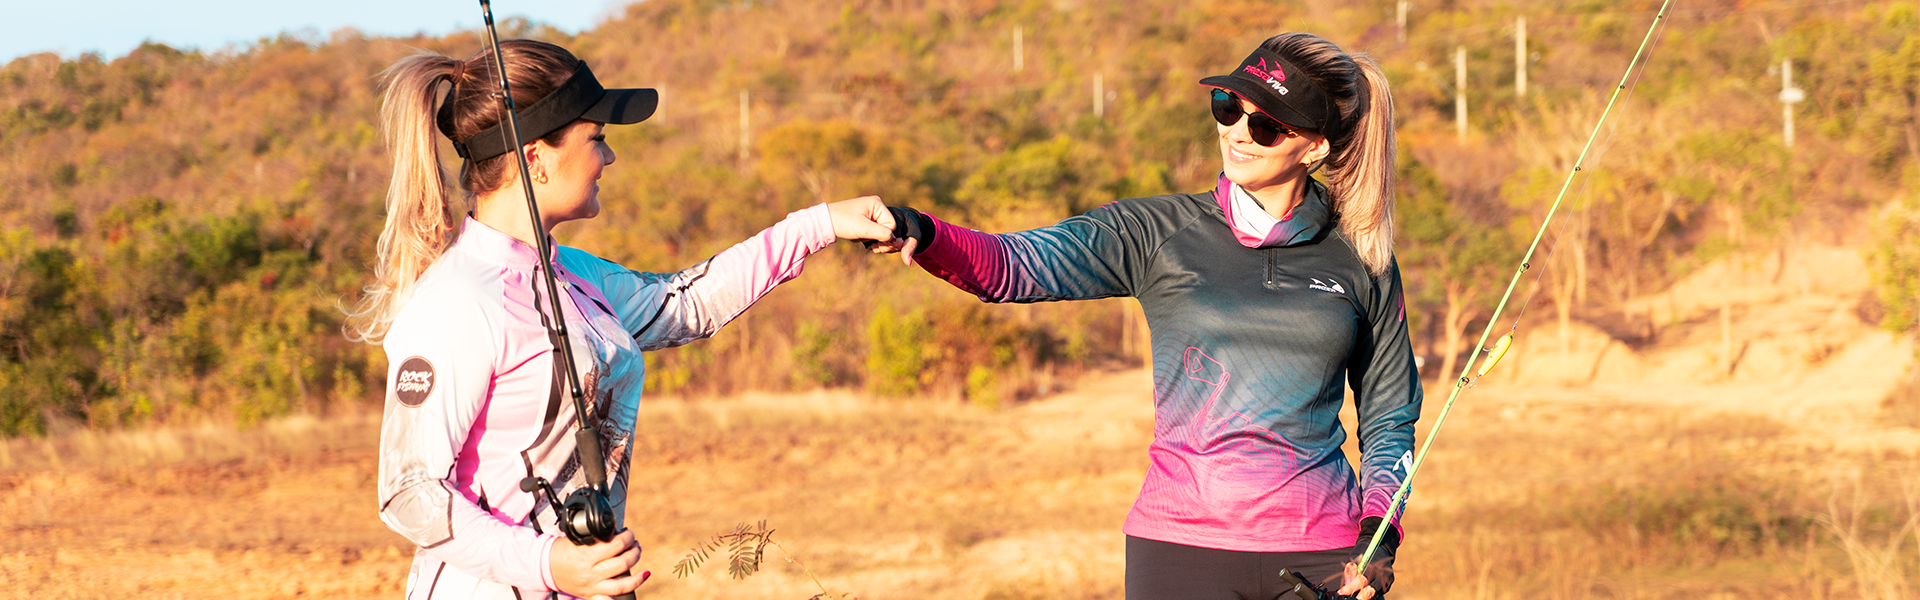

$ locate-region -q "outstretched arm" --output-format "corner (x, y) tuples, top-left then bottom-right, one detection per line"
(568, 197), (896, 351)
(884, 201), (1172, 303)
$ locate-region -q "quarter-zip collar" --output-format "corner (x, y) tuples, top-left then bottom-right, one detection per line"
(456, 216), (552, 270)
(1211, 172), (1331, 249)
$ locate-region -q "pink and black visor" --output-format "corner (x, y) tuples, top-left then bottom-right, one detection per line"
(1199, 48), (1342, 138)
(442, 61), (658, 161)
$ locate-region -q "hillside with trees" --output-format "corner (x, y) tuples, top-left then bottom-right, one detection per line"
(0, 0), (1916, 436)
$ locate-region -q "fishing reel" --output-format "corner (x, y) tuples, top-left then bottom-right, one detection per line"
(523, 475), (638, 600)
(521, 476), (620, 546)
(1277, 568), (1360, 600)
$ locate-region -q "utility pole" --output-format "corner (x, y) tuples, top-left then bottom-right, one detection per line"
(1455, 46), (1468, 141)
(1515, 17), (1527, 98)
(1779, 58), (1804, 147)
(1397, 2), (1410, 45)
(739, 90), (750, 163)
(1093, 73), (1105, 117)
(1014, 26), (1023, 72)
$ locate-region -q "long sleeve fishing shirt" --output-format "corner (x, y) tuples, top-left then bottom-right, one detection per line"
(912, 175), (1423, 552)
(376, 206), (835, 599)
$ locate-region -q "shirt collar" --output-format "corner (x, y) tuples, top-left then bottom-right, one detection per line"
(1211, 172), (1330, 248)
(454, 215), (545, 268)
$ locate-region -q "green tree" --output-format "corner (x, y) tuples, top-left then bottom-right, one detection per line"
(1869, 198), (1920, 336)
(1868, 195), (1920, 422)
(954, 136), (1120, 229)
(759, 119), (924, 208)
(865, 303), (928, 397)
(1399, 155), (1520, 384)
(0, 243), (108, 435)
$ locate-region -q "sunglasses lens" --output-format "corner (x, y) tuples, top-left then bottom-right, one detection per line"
(1209, 89), (1240, 127)
(1210, 89), (1289, 147)
(1246, 114), (1283, 147)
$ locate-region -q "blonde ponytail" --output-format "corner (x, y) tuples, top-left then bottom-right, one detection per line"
(1328, 55), (1396, 276)
(1261, 33), (1398, 275)
(344, 41), (584, 344)
(343, 52), (465, 344)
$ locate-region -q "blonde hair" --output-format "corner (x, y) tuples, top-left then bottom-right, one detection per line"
(1261, 33), (1397, 275)
(343, 40), (581, 343)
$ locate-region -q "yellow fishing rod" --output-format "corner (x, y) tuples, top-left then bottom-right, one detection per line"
(1349, 0), (1677, 577)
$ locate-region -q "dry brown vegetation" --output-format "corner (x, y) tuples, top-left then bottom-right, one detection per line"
(2, 0), (1919, 597)
(3, 250), (1918, 598)
(2, 0), (1917, 433)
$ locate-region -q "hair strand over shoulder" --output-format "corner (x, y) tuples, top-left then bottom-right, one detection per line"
(1263, 33), (1397, 276)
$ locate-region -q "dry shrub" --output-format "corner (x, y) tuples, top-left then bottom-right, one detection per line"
(1820, 474), (1920, 600)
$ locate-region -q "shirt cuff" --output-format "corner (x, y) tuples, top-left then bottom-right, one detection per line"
(795, 203), (837, 252)
(539, 533), (561, 592)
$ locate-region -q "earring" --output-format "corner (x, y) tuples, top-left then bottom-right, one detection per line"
(535, 171), (549, 184)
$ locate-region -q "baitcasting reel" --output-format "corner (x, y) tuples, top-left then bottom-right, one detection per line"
(521, 476), (620, 547)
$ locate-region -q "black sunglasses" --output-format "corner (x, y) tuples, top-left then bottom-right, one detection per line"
(1210, 89), (1300, 147)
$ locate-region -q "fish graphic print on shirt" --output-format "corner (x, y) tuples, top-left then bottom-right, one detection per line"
(518, 265), (645, 529)
(1159, 346), (1305, 528)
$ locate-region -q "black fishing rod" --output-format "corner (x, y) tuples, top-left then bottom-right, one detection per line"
(474, 1), (635, 598)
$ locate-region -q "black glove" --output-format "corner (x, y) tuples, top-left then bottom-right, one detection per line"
(865, 206), (936, 255)
(1351, 516), (1398, 593)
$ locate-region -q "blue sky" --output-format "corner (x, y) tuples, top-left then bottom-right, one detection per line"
(8, 0), (625, 63)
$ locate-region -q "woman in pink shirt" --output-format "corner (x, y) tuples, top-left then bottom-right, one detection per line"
(344, 39), (897, 599)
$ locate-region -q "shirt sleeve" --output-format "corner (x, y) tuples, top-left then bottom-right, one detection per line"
(1346, 257), (1424, 538)
(911, 199), (1172, 303)
(571, 203), (837, 351)
(377, 296), (560, 590)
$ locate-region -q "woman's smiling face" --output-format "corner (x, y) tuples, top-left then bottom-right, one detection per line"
(1216, 96), (1328, 192)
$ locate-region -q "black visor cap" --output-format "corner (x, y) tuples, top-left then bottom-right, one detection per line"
(1198, 48), (1338, 138)
(455, 61), (658, 162)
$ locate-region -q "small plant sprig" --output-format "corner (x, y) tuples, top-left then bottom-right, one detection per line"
(673, 520), (774, 580)
(673, 520), (858, 600)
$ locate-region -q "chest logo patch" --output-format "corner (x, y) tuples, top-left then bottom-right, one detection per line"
(1309, 278), (1346, 294)
(394, 356), (436, 407)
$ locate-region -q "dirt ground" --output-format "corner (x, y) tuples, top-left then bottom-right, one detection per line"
(3, 246), (1916, 599)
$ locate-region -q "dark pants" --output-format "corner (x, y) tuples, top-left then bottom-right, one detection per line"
(1125, 536), (1390, 600)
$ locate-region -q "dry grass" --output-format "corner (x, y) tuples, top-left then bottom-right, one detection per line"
(1821, 475), (1920, 600)
(4, 250), (1919, 599)
(0, 411), (408, 598)
(4, 372), (1916, 599)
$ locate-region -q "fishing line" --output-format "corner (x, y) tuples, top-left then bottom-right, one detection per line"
(1506, 13), (1672, 334)
(1353, 0), (1677, 572)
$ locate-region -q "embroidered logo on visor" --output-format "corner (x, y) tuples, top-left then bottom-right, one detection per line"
(1243, 57), (1289, 94)
(395, 356), (436, 407)
(1243, 58), (1287, 83)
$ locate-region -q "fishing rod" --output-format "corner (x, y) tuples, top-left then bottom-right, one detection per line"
(472, 1), (635, 598)
(1349, 0), (1677, 580)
